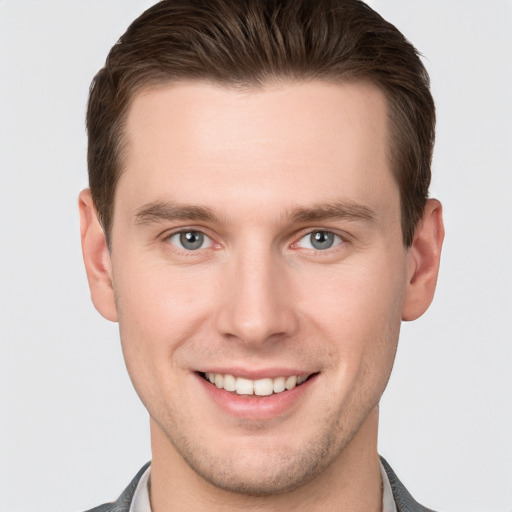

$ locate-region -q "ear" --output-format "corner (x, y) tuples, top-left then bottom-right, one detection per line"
(402, 199), (445, 321)
(78, 189), (118, 322)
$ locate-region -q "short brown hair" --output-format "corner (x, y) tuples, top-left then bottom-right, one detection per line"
(87, 0), (435, 247)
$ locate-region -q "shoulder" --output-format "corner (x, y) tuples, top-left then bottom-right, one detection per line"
(82, 462), (151, 512)
(380, 456), (438, 512)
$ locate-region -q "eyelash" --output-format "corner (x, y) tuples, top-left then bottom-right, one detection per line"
(293, 230), (344, 251)
(164, 229), (216, 253)
(162, 228), (347, 254)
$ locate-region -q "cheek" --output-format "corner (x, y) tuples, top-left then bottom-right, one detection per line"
(111, 257), (215, 381)
(114, 256), (212, 329)
(295, 254), (407, 358)
(111, 260), (218, 419)
(300, 258), (405, 413)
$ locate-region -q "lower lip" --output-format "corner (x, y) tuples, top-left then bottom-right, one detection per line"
(195, 373), (317, 421)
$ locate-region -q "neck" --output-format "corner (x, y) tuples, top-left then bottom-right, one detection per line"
(149, 407), (382, 512)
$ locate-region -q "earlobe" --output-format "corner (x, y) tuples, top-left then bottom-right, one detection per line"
(78, 189), (118, 322)
(402, 199), (445, 321)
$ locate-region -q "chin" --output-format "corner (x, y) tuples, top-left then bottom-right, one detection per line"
(164, 417), (352, 497)
(183, 447), (331, 496)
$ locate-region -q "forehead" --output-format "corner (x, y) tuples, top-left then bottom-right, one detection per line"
(117, 79), (397, 221)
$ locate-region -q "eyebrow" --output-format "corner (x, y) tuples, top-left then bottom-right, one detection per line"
(133, 200), (376, 226)
(134, 201), (218, 224)
(288, 202), (376, 224)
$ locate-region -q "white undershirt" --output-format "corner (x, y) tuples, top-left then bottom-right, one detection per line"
(130, 466), (151, 512)
(380, 460), (398, 512)
(130, 462), (397, 512)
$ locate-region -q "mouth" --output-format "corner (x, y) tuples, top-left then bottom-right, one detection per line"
(199, 372), (316, 397)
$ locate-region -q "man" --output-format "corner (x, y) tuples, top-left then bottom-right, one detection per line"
(79, 0), (444, 510)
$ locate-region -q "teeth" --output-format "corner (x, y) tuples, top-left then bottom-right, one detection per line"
(273, 376), (285, 393)
(235, 377), (254, 395)
(285, 375), (297, 389)
(214, 373), (223, 388)
(203, 373), (310, 396)
(253, 378), (273, 396)
(223, 374), (236, 392)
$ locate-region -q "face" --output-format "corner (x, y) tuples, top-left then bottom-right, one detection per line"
(104, 80), (411, 494)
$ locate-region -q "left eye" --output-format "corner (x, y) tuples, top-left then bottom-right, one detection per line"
(167, 230), (213, 251)
(297, 230), (342, 250)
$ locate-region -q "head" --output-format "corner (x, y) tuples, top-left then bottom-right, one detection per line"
(87, 0), (435, 249)
(80, 0), (443, 503)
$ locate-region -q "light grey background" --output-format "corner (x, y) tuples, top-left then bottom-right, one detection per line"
(0, 1), (511, 511)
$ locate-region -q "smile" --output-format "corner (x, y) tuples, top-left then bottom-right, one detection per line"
(201, 372), (312, 396)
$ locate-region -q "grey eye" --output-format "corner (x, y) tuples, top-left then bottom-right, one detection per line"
(298, 230), (342, 250)
(168, 230), (211, 250)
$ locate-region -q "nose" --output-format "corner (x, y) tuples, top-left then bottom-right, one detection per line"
(215, 244), (299, 347)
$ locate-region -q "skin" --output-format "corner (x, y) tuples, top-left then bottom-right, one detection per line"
(80, 80), (444, 511)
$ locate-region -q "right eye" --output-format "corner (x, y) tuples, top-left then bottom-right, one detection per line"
(167, 230), (213, 251)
